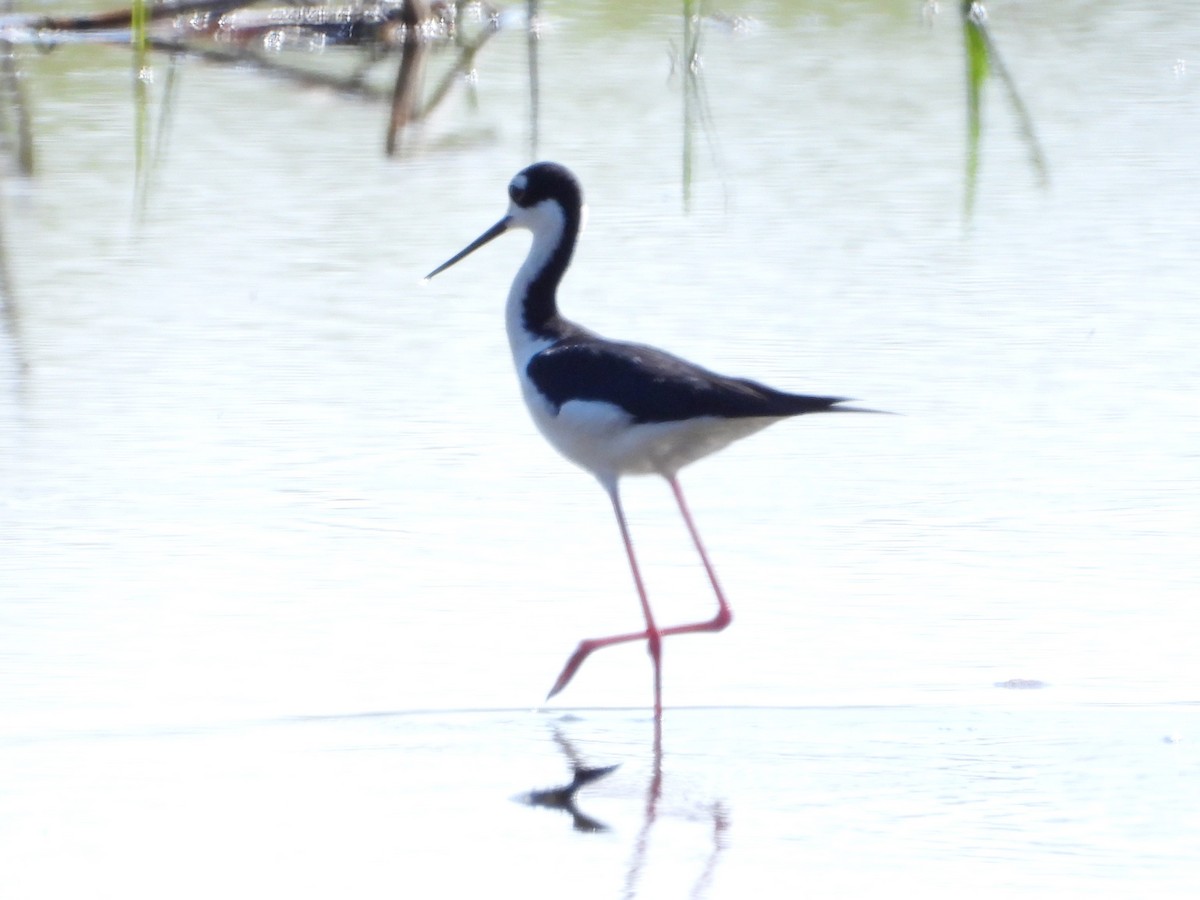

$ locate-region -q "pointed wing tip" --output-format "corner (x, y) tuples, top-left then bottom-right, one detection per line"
(834, 403), (897, 416)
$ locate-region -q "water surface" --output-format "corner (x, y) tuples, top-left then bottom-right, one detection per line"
(2, 1), (1198, 895)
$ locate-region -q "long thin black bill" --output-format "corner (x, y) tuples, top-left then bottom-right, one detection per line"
(424, 217), (511, 281)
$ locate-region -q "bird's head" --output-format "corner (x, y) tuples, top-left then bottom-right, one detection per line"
(425, 162), (586, 281)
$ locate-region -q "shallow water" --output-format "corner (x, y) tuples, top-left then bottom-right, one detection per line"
(4, 706), (1198, 897)
(2, 0), (1199, 895)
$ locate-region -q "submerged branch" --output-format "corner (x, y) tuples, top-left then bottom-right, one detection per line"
(34, 0), (256, 32)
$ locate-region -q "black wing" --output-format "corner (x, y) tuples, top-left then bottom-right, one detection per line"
(525, 338), (846, 424)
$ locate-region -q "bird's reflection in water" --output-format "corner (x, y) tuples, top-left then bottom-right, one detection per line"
(519, 724), (730, 898)
(519, 727), (620, 832)
(522, 763), (621, 833)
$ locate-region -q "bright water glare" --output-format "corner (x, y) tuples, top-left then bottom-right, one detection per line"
(1, 1), (1198, 896)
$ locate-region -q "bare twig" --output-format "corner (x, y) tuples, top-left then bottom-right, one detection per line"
(418, 10), (497, 119)
(146, 36), (392, 97)
(35, 0), (251, 32)
(385, 0), (429, 155)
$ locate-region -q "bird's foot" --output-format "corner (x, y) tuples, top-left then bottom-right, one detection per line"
(546, 639), (599, 699)
(545, 626), (663, 700)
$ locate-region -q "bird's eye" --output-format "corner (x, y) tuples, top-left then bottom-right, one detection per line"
(508, 183), (526, 206)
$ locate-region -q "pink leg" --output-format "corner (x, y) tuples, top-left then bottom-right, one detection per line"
(662, 474), (734, 636)
(545, 483), (664, 719)
(546, 476), (733, 711)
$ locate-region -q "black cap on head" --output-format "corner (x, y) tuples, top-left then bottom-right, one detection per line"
(508, 162), (584, 212)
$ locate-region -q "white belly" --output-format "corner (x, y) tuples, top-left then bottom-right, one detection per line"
(506, 299), (780, 485)
(521, 379), (779, 484)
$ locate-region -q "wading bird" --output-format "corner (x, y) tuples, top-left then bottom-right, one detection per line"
(426, 162), (874, 722)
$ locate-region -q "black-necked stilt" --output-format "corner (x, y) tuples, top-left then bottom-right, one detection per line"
(426, 161), (874, 722)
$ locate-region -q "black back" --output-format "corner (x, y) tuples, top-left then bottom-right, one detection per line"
(526, 336), (845, 424)
(512, 163), (850, 424)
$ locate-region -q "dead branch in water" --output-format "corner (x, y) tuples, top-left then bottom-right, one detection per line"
(7, 1), (505, 154)
(386, 0), (428, 154)
(33, 0), (263, 32)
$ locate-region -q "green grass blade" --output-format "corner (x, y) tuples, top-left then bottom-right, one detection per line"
(131, 0), (150, 185)
(976, 17), (1049, 188)
(962, 1), (989, 218)
(682, 0), (698, 212)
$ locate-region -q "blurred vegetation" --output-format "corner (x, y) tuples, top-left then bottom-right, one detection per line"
(0, 0), (1045, 215)
(961, 0), (1046, 216)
